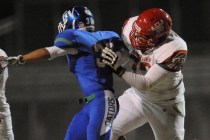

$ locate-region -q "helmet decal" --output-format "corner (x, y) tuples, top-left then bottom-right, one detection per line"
(151, 20), (164, 34)
(62, 10), (73, 22)
(58, 6), (95, 33)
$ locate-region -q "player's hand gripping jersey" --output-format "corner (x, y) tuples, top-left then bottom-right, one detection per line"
(121, 16), (188, 102)
(54, 29), (122, 96)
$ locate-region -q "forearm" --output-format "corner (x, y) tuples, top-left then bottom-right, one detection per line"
(5, 46), (69, 65)
(121, 64), (169, 91)
(21, 48), (50, 62)
(121, 71), (153, 91)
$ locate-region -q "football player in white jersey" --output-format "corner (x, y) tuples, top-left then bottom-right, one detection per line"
(101, 8), (188, 140)
(0, 49), (14, 140)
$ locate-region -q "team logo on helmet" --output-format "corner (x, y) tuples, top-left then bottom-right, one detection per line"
(58, 6), (95, 33)
(62, 11), (73, 21)
(151, 20), (164, 34)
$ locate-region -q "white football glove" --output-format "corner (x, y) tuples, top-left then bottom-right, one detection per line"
(101, 47), (126, 77)
(102, 47), (121, 70)
(1, 55), (25, 66)
(0, 56), (21, 72)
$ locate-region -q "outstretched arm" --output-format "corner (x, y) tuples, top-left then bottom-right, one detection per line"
(3, 48), (51, 65)
(121, 64), (169, 91)
(102, 48), (169, 91)
(21, 48), (50, 62)
(4, 46), (70, 65)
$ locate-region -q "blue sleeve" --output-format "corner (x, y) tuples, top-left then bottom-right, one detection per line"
(96, 31), (123, 51)
(104, 31), (125, 52)
(111, 37), (126, 52)
(54, 29), (77, 48)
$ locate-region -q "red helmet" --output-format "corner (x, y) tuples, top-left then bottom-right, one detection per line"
(129, 8), (172, 52)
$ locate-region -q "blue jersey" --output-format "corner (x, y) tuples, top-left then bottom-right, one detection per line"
(54, 29), (121, 96)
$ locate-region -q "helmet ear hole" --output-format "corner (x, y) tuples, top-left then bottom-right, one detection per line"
(147, 39), (155, 47)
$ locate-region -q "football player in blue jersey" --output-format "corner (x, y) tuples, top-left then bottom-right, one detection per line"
(4, 6), (124, 140)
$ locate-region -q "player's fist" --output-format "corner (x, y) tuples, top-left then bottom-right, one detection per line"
(6, 55), (25, 65)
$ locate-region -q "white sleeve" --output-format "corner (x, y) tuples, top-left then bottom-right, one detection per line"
(121, 64), (170, 91)
(45, 46), (78, 60)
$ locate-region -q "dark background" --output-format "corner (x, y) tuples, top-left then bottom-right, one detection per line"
(0, 0), (210, 140)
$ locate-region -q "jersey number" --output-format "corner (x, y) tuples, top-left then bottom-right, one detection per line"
(94, 41), (114, 68)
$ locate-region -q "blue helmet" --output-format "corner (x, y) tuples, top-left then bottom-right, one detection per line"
(58, 6), (95, 33)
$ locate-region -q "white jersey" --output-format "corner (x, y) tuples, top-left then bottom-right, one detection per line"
(112, 15), (187, 140)
(121, 17), (188, 102)
(0, 49), (14, 140)
(0, 49), (10, 117)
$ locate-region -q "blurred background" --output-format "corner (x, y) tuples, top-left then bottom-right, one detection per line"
(0, 0), (210, 140)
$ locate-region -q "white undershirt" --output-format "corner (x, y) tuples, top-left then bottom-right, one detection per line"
(45, 46), (78, 60)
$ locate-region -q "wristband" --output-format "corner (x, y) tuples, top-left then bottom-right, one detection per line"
(18, 55), (26, 65)
(114, 66), (126, 77)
